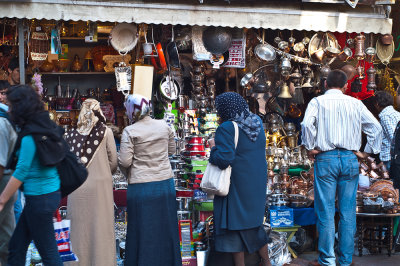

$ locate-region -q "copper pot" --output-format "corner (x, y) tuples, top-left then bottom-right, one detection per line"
(380, 34), (393, 45)
(341, 64), (357, 80)
(337, 47), (353, 62)
(312, 49), (325, 62)
(324, 46), (341, 58)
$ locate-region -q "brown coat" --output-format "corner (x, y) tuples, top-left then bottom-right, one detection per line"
(118, 116), (175, 184)
(66, 127), (117, 266)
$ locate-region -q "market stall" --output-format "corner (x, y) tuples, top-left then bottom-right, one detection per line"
(0, 0), (397, 265)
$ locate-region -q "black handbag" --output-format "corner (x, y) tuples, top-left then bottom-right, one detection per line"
(56, 140), (88, 198)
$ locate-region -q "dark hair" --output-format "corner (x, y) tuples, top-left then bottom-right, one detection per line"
(6, 85), (44, 126)
(375, 90), (393, 109)
(326, 70), (348, 89)
(0, 80), (10, 91)
(8, 57), (19, 71)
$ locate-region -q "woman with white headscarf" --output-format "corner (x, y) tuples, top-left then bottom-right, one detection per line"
(64, 99), (118, 266)
(118, 94), (181, 266)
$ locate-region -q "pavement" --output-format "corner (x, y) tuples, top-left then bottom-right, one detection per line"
(289, 252), (400, 266)
(207, 250), (400, 266)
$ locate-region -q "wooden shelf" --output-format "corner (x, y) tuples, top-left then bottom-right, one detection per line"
(41, 72), (114, 75)
(60, 37), (109, 41)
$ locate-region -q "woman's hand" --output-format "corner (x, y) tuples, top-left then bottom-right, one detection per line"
(0, 202), (4, 212)
(208, 138), (215, 149)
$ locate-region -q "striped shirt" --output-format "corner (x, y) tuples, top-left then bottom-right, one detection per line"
(301, 89), (382, 154)
(379, 106), (400, 162)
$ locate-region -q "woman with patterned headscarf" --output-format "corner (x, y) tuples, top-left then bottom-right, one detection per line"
(64, 99), (118, 266)
(209, 92), (271, 266)
(118, 94), (181, 266)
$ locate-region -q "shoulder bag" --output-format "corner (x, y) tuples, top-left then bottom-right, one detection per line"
(200, 121), (238, 196)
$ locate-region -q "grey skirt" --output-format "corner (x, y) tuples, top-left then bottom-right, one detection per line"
(215, 226), (270, 253)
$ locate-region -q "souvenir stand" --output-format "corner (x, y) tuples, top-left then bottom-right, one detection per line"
(0, 0), (396, 265)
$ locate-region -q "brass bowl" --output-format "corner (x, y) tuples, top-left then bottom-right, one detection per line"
(39, 60), (54, 72)
(94, 61), (105, 72)
(56, 59), (70, 72)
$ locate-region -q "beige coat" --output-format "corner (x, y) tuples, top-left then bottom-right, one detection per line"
(119, 116), (175, 184)
(66, 127), (117, 266)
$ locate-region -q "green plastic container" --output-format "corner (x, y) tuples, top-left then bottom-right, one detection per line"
(194, 201), (214, 211)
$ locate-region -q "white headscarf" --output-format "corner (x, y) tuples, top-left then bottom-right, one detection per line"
(124, 94), (151, 124)
(77, 99), (106, 135)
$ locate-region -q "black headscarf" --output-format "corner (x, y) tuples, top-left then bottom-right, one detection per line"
(215, 92), (262, 142)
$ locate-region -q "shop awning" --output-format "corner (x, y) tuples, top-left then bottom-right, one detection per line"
(0, 0), (393, 34)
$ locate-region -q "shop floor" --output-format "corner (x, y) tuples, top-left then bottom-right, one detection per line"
(294, 251), (400, 266)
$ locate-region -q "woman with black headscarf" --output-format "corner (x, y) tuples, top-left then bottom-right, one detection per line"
(0, 85), (63, 265)
(209, 92), (271, 266)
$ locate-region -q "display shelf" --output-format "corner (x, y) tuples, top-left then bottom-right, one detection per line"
(60, 37), (109, 41)
(41, 72), (114, 75)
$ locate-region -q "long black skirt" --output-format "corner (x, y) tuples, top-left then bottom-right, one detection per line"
(125, 178), (182, 266)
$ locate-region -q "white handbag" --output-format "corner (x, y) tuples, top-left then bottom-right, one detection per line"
(200, 121), (239, 196)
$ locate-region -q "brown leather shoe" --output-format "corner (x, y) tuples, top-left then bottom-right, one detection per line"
(308, 261), (322, 266)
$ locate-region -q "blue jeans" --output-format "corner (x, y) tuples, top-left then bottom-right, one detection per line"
(314, 149), (359, 266)
(7, 190), (62, 266)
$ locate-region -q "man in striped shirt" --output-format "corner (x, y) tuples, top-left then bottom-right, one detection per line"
(301, 70), (382, 266)
(374, 91), (400, 170)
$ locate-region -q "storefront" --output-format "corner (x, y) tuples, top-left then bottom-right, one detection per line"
(0, 0), (397, 265)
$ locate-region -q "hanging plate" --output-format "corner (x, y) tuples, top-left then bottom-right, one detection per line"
(160, 76), (179, 101)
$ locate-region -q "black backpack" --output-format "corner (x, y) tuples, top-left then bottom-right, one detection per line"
(390, 121), (400, 189)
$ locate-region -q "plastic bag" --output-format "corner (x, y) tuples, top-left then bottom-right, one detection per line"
(54, 210), (78, 262)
